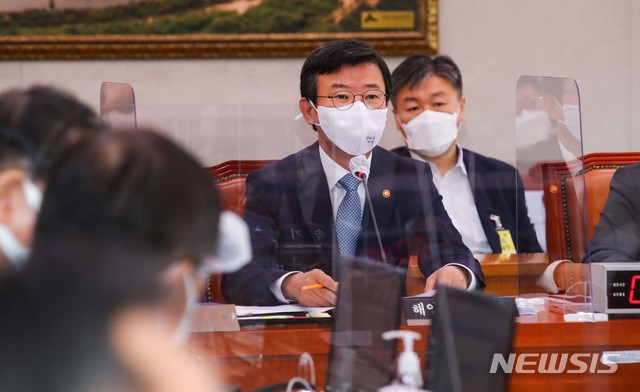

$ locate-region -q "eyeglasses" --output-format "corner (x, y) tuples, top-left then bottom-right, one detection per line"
(316, 89), (388, 111)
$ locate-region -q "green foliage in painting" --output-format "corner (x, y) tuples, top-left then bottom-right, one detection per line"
(0, 0), (418, 36)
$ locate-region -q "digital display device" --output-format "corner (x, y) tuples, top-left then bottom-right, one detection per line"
(606, 271), (640, 308)
(591, 262), (640, 314)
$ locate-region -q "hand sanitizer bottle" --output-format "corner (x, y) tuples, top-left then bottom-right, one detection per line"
(378, 330), (428, 392)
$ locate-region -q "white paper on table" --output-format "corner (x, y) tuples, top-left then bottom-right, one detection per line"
(235, 304), (333, 317)
(515, 297), (545, 315)
(405, 289), (437, 298)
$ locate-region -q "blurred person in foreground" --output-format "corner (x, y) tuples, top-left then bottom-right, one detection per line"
(0, 85), (103, 272)
(391, 54), (541, 254)
(0, 130), (248, 392)
(222, 39), (484, 307)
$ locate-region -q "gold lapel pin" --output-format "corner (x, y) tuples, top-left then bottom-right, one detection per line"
(382, 189), (391, 198)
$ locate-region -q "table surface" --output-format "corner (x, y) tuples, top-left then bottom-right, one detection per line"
(190, 300), (640, 391)
(406, 252), (550, 297)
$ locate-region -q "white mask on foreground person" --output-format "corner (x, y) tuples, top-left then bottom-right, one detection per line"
(0, 179), (43, 268)
(172, 210), (252, 344)
(200, 211), (252, 274)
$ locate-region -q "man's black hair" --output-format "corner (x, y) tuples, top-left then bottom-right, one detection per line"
(391, 55), (463, 108)
(300, 39), (392, 106)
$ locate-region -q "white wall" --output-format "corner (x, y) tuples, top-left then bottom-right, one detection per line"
(441, 0), (637, 163)
(0, 0), (637, 167)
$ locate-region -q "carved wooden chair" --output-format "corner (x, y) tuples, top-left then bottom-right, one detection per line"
(542, 152), (640, 263)
(205, 159), (276, 302)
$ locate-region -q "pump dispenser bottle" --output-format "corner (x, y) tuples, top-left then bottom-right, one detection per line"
(378, 330), (428, 392)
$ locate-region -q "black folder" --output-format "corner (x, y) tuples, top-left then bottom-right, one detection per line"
(425, 286), (517, 392)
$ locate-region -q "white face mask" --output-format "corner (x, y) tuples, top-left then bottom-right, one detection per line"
(199, 211), (252, 274)
(401, 109), (459, 158)
(0, 179), (42, 268)
(515, 109), (553, 149)
(561, 104), (581, 140)
(0, 223), (29, 267)
(173, 272), (197, 345)
(314, 100), (387, 156)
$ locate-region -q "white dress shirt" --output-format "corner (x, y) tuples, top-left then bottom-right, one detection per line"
(270, 147), (369, 302)
(410, 145), (492, 254)
(318, 145), (369, 219)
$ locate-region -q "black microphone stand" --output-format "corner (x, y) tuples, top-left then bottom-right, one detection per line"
(356, 172), (387, 263)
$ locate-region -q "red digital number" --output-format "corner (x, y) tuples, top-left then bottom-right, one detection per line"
(629, 275), (640, 304)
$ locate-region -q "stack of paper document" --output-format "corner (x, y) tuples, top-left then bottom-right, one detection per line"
(515, 297), (545, 316)
(235, 304), (333, 322)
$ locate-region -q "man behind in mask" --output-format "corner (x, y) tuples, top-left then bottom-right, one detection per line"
(391, 55), (541, 255)
(222, 40), (484, 306)
(514, 76), (582, 188)
(0, 85), (103, 271)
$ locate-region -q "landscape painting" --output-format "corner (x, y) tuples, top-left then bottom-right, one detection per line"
(0, 0), (437, 59)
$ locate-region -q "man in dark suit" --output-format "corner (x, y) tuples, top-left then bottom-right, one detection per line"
(222, 40), (484, 306)
(588, 162), (640, 262)
(390, 55), (541, 254)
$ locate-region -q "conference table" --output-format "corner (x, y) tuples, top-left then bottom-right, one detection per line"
(406, 252), (550, 297)
(192, 254), (640, 391)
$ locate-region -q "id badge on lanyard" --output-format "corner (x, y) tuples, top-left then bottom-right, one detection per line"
(490, 214), (516, 254)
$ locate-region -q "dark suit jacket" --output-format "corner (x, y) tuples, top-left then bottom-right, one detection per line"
(222, 143), (484, 305)
(392, 147), (542, 254)
(588, 162), (640, 262)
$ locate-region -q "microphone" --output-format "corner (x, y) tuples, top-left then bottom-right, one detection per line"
(349, 155), (387, 263)
(349, 154), (370, 180)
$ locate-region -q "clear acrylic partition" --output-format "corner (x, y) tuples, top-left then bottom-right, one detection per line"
(93, 75), (631, 391)
(134, 102), (315, 166)
(132, 101), (324, 390)
(84, 71), (636, 391)
(514, 76), (594, 318)
(99, 82), (137, 129)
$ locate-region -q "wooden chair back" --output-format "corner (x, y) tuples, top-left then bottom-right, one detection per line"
(542, 152), (640, 262)
(204, 159), (276, 303)
(207, 159), (276, 215)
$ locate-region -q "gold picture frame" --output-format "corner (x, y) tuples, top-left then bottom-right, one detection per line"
(0, 0), (437, 60)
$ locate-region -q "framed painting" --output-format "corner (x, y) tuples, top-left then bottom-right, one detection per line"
(0, 0), (438, 60)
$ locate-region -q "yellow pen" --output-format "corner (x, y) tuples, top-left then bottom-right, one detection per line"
(301, 283), (325, 290)
(301, 282), (339, 290)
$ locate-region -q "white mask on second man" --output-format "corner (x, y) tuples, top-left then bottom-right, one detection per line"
(314, 101), (387, 156)
(401, 109), (459, 157)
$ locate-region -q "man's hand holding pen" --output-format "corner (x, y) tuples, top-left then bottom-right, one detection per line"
(282, 269), (339, 307)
